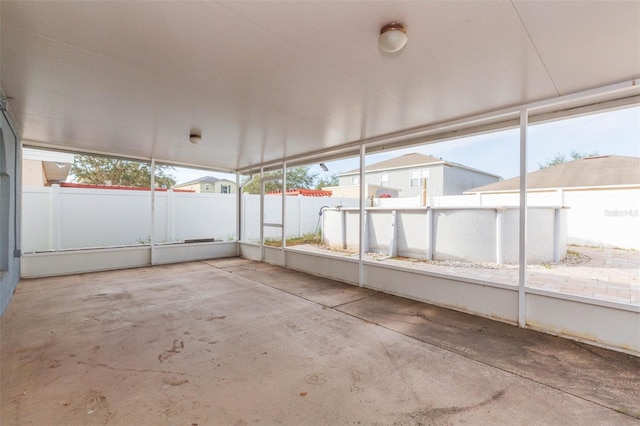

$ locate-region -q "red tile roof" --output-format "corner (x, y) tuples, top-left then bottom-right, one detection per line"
(60, 182), (195, 192)
(266, 188), (332, 197)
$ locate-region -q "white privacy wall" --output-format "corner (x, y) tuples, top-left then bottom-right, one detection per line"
(322, 206), (567, 264)
(562, 189), (639, 249)
(22, 187), (357, 252)
(22, 186), (237, 252)
(378, 189), (640, 250)
(22, 187), (51, 252)
(240, 194), (359, 243)
(23, 186), (635, 253)
(157, 191), (237, 242)
(23, 186), (151, 251)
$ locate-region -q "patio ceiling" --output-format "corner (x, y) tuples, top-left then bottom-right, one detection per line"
(1, 1), (639, 171)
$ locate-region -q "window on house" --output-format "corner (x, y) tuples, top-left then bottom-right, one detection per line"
(410, 170), (421, 187)
(221, 184), (230, 194)
(204, 184), (210, 191)
(410, 169), (429, 187)
(351, 176), (359, 185)
(380, 173), (388, 187)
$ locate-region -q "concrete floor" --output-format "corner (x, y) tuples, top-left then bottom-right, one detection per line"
(1, 258), (639, 425)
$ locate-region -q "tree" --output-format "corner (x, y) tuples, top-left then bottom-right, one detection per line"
(538, 150), (599, 170)
(315, 174), (338, 189)
(70, 155), (176, 188)
(242, 166), (318, 194)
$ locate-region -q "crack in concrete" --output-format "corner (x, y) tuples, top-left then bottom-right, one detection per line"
(76, 361), (195, 377)
(404, 388), (507, 425)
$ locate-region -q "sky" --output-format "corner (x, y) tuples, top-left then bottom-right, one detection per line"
(324, 105), (639, 180)
(172, 105), (639, 184)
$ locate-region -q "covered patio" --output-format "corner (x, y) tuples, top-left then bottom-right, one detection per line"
(2, 259), (639, 424)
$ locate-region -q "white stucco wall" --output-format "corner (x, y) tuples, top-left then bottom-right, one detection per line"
(377, 189), (639, 250)
(472, 189), (639, 250)
(323, 206), (567, 264)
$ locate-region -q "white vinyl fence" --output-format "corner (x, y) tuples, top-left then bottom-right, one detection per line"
(23, 185), (637, 254)
(375, 188), (640, 250)
(22, 186), (358, 252)
(240, 194), (359, 242)
(22, 186), (237, 252)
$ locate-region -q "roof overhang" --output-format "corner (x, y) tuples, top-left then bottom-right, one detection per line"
(2, 1), (639, 172)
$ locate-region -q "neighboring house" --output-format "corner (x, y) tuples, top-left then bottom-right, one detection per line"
(338, 153), (500, 198)
(322, 184), (400, 199)
(466, 155), (640, 195)
(173, 176), (237, 194)
(22, 148), (74, 186)
(466, 155), (640, 249)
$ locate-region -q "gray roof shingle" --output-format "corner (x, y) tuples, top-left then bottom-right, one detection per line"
(467, 155), (640, 193)
(174, 176), (221, 187)
(340, 153), (444, 175)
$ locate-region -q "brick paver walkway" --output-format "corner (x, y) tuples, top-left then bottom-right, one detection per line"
(291, 245), (640, 305)
(527, 247), (639, 304)
(374, 246), (639, 305)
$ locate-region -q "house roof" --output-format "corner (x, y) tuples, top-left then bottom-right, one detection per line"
(60, 182), (194, 192)
(340, 153), (444, 176)
(466, 155), (640, 193)
(174, 176), (227, 188)
(339, 152), (500, 178)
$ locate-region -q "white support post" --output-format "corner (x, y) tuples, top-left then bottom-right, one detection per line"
(150, 159), (156, 265)
(282, 162), (287, 251)
(389, 210), (398, 258)
(167, 189), (175, 243)
(553, 208), (561, 262)
(495, 208), (503, 264)
(50, 184), (61, 250)
(362, 210), (369, 253)
(426, 208), (433, 260)
(358, 145), (366, 287)
(341, 209), (347, 250)
(241, 192), (246, 244)
(321, 208), (325, 245)
(259, 166), (265, 262)
(235, 171), (241, 256)
(518, 109), (528, 328)
(298, 195), (302, 239)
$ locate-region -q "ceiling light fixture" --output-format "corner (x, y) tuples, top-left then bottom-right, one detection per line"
(189, 133), (201, 144)
(378, 22), (407, 53)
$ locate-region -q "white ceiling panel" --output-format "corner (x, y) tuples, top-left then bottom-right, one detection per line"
(1, 1), (639, 171)
(513, 1), (640, 95)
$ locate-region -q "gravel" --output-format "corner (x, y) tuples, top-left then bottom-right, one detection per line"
(364, 249), (591, 270)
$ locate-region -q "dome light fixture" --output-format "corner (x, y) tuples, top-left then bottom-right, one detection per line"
(378, 22), (407, 53)
(189, 133), (201, 144)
